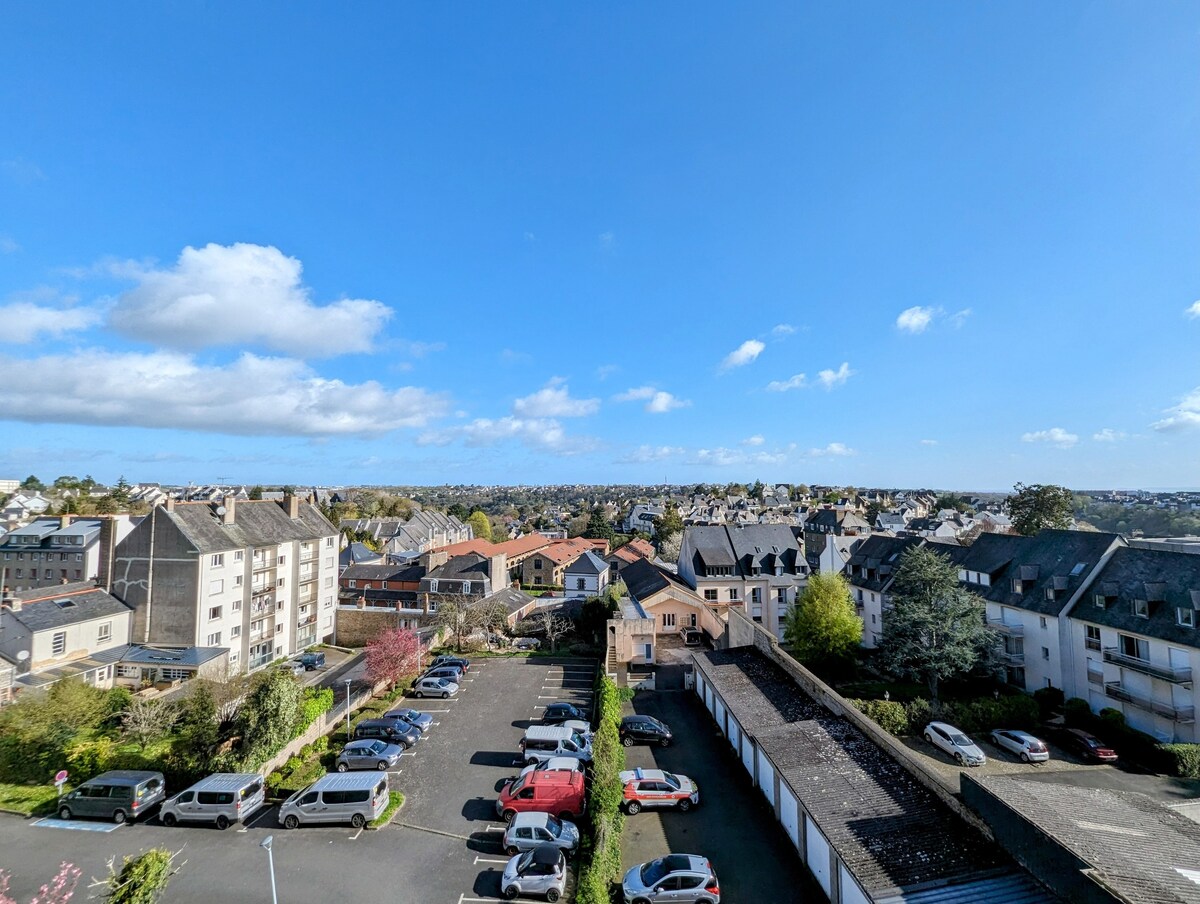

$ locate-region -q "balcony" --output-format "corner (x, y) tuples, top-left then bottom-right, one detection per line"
(299, 548), (318, 563)
(999, 650), (1025, 666)
(297, 590), (318, 606)
(1085, 637), (1101, 652)
(988, 619), (1024, 637)
(1103, 648), (1193, 685)
(297, 614), (317, 628)
(248, 653), (272, 670)
(1104, 682), (1195, 723)
(1087, 668), (1105, 686)
(252, 555), (278, 572)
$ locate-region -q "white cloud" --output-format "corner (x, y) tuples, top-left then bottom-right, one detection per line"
(1, 158), (45, 183)
(596, 364), (619, 381)
(808, 442), (855, 457)
(771, 324), (795, 337)
(693, 447), (788, 467)
(598, 231), (615, 249)
(817, 361), (854, 390)
(0, 300), (101, 343)
(419, 416), (596, 454)
(619, 445), (685, 463)
(0, 349), (448, 436)
(719, 339), (765, 371)
(949, 308), (972, 328)
(513, 378), (599, 418)
(1152, 388), (1200, 432)
(766, 374), (807, 392)
(615, 386), (689, 413)
(1021, 427), (1079, 449)
(0, 235), (19, 254)
(896, 306), (938, 334)
(741, 435), (765, 446)
(1186, 301), (1200, 319)
(920, 439), (939, 446)
(614, 386), (656, 402)
(1092, 428), (1127, 442)
(107, 243), (393, 357)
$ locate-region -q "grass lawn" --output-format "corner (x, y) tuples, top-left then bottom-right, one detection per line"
(368, 791), (404, 829)
(0, 782), (65, 816)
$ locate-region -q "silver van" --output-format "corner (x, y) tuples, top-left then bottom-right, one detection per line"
(520, 725), (593, 766)
(160, 773), (265, 829)
(58, 770), (166, 824)
(278, 772), (389, 829)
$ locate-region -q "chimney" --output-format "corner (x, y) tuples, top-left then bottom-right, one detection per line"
(164, 497), (176, 513)
(96, 516), (117, 593)
(221, 495), (236, 526)
(60, 514), (73, 530)
(285, 493), (300, 519)
(2, 587), (19, 612)
(420, 549), (449, 572)
(489, 554), (507, 592)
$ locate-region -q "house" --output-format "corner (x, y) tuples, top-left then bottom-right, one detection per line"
(110, 495), (339, 673)
(0, 515), (136, 592)
(1, 492), (52, 524)
(1063, 546), (1200, 743)
(339, 562), (427, 627)
(421, 551), (504, 598)
(676, 524), (808, 641)
(846, 535), (930, 648)
(520, 538), (595, 588)
(563, 550), (610, 597)
(340, 510), (472, 558)
(622, 503), (664, 536)
(874, 512), (910, 533)
(339, 541), (383, 572)
(814, 535), (864, 576)
(607, 538), (656, 579)
(439, 534), (550, 582)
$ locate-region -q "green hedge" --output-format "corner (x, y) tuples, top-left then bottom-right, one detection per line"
(576, 675), (626, 904)
(849, 699), (909, 735)
(1159, 744), (1200, 778)
(852, 692), (1040, 737)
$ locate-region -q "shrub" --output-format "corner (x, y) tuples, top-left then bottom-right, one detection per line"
(851, 699), (909, 736)
(1158, 744), (1200, 778)
(1063, 697), (1093, 727)
(299, 687), (335, 730)
(905, 698), (932, 731)
(1032, 685), (1064, 719)
(577, 675), (626, 904)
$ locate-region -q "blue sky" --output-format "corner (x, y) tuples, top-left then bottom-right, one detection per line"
(1, 3), (1198, 491)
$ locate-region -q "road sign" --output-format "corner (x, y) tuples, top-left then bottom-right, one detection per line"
(55, 770), (68, 784)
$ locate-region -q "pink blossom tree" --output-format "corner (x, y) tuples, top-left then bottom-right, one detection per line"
(364, 627), (423, 691)
(0, 862), (81, 904)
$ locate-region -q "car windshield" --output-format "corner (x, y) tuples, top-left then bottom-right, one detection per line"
(516, 850), (535, 872)
(950, 734), (973, 747)
(369, 741), (385, 753)
(662, 773), (680, 789)
(508, 777), (526, 796)
(571, 731), (587, 747)
(640, 859), (670, 886)
(437, 678), (450, 687)
(547, 816), (562, 836)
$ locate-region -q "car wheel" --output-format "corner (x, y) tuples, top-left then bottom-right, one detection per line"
(337, 762), (349, 772)
(216, 815), (230, 830)
(1020, 752), (1030, 763)
(161, 812), (177, 827)
(547, 890), (560, 903)
(414, 690), (424, 699)
(351, 813), (366, 828)
(677, 799), (692, 812)
(284, 814), (300, 829)
(526, 758), (539, 767)
(503, 809), (517, 823)
(113, 809), (127, 825)
(442, 691), (450, 699)
(378, 760), (390, 771)
(633, 898), (652, 904)
(58, 806), (73, 820)
(506, 845), (520, 856)
(626, 801), (641, 815)
(503, 887), (519, 901)
(622, 736), (634, 747)
(954, 753), (965, 765)
(924, 733), (934, 744)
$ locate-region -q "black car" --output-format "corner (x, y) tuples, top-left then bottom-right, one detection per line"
(619, 715), (673, 748)
(353, 718), (420, 749)
(542, 702), (587, 726)
(431, 655), (470, 672)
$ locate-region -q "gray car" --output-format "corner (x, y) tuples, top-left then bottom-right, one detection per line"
(423, 665), (464, 683)
(278, 660), (307, 678)
(503, 811), (579, 857)
(383, 708), (434, 733)
(622, 854), (720, 904)
(336, 739), (404, 772)
(501, 843), (566, 901)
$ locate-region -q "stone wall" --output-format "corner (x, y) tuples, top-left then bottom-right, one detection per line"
(335, 606), (408, 647)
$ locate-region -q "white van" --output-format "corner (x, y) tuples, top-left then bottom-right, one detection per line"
(160, 773), (265, 829)
(278, 772), (389, 829)
(520, 725), (593, 766)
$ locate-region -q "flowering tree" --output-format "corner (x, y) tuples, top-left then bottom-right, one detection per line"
(0, 862), (81, 904)
(364, 627), (423, 691)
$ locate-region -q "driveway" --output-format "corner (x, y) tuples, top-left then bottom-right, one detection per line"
(621, 691), (823, 903)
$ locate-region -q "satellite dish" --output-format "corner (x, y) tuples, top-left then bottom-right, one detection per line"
(215, 505), (227, 516)
(17, 651), (29, 661)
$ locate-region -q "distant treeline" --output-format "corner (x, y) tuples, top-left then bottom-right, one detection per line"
(1076, 501), (1200, 538)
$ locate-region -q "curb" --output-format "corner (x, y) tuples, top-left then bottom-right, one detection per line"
(366, 794), (405, 830)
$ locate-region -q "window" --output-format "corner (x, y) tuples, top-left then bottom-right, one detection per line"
(52, 632), (66, 655)
(209, 606), (222, 621)
(232, 599), (242, 611)
(777, 588), (787, 603)
(209, 579), (224, 595)
(1118, 633), (1149, 662)
(728, 588), (739, 601)
(234, 551), (244, 562)
(97, 621), (112, 643)
(533, 559), (543, 569)
(1011, 579), (1023, 594)
(234, 575), (243, 587)
(1041, 646), (1050, 661)
(275, 624), (283, 635)
(278, 555), (286, 565)
(1133, 598), (1149, 618)
(1040, 616), (1048, 629)
(576, 578), (586, 590)
(326, 537), (335, 548)
(231, 625), (241, 638)
(381, 581), (389, 590)
(1178, 608), (1196, 629)
(348, 580), (357, 588)
(662, 613), (676, 628)
(1085, 625), (1101, 651)
(211, 554), (224, 567)
(324, 577), (334, 588)
(74, 553), (82, 563)
(871, 614), (876, 624)
(1070, 562), (1087, 576)
(1094, 593), (1108, 608)
(207, 632), (221, 646)
(1044, 587), (1055, 600)
(277, 578), (285, 587)
(704, 589), (718, 601)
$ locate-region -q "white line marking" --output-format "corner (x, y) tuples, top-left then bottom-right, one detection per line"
(483, 824), (505, 832)
(459, 897), (508, 904)
(474, 856), (509, 865)
(350, 826), (365, 840)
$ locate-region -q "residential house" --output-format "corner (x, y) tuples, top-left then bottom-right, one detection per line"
(439, 534), (550, 583)
(874, 512), (910, 533)
(340, 510), (472, 558)
(676, 524), (808, 641)
(622, 503), (663, 536)
(339, 562), (427, 628)
(0, 516), (136, 593)
(339, 541), (383, 572)
(564, 550), (610, 597)
(110, 496), (339, 673)
(607, 538), (656, 580)
(1, 492), (51, 524)
(1063, 546), (1200, 743)
(802, 508), (872, 567)
(520, 537), (595, 588)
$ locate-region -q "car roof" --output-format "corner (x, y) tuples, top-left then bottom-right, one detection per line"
(927, 721), (963, 732)
(620, 768), (667, 783)
(621, 714), (661, 725)
(654, 854), (709, 875)
(530, 843), (563, 866)
(510, 811), (553, 828)
(998, 729), (1037, 739)
(527, 770), (581, 786)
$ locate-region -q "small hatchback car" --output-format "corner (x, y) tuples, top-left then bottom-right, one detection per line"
(923, 721), (986, 766)
(619, 714), (673, 748)
(541, 702), (587, 725)
(989, 729), (1050, 763)
(622, 854), (720, 904)
(501, 843), (566, 902)
(336, 739), (405, 772)
(502, 811), (579, 857)
(412, 676), (459, 699)
(619, 768), (699, 815)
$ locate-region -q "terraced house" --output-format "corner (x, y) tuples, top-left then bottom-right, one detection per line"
(110, 495), (338, 672)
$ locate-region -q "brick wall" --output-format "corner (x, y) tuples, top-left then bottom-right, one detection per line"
(335, 607), (408, 647)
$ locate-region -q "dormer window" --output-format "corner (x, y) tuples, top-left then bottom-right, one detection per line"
(1044, 587), (1055, 601)
(1011, 579), (1023, 594)
(1094, 593), (1107, 608)
(1178, 608), (1195, 629)
(1132, 599), (1149, 619)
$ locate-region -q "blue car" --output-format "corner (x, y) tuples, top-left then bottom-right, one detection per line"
(383, 708), (434, 733)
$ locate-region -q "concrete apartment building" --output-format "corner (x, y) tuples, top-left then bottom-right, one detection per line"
(677, 524), (808, 640)
(111, 495), (338, 672)
(0, 515), (135, 593)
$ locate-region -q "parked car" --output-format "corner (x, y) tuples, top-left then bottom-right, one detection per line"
(502, 811), (579, 857)
(58, 770), (166, 824)
(513, 637), (541, 651)
(989, 729), (1050, 763)
(520, 725), (592, 766)
(278, 660), (307, 678)
(619, 715), (673, 748)
(619, 768), (699, 815)
(298, 651), (326, 670)
(383, 707), (434, 733)
(542, 702), (587, 726)
(431, 655), (470, 672)
(519, 756), (585, 780)
(354, 718), (420, 748)
(497, 770), (586, 822)
(500, 843), (567, 902)
(622, 854), (720, 904)
(336, 739), (405, 772)
(923, 721), (986, 766)
(160, 773), (264, 829)
(412, 676), (459, 699)
(278, 773), (388, 829)
(1056, 727), (1118, 763)
(423, 666), (465, 683)
(680, 627), (702, 646)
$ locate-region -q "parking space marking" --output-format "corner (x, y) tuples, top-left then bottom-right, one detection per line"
(33, 818), (124, 833)
(240, 807), (277, 830)
(459, 895), (508, 904)
(350, 826), (365, 840)
(482, 824), (505, 832)
(396, 822), (471, 841)
(473, 856), (509, 865)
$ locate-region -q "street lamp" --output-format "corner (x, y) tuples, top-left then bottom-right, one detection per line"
(344, 677), (353, 736)
(260, 835), (278, 904)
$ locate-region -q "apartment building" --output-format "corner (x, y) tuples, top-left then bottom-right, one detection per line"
(846, 535), (927, 648)
(676, 524), (808, 640)
(110, 495), (338, 672)
(1063, 546), (1200, 743)
(0, 515), (135, 592)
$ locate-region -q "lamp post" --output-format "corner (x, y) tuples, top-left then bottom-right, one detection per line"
(344, 677), (353, 736)
(260, 835), (278, 904)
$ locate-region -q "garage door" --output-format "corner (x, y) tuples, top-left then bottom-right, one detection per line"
(779, 784), (799, 849)
(714, 698), (726, 733)
(727, 717), (741, 754)
(805, 815), (831, 896)
(741, 734), (754, 777)
(704, 683), (713, 714)
(839, 863), (870, 904)
(695, 673), (705, 702)
(756, 748), (775, 805)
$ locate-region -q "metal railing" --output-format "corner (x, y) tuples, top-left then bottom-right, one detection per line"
(1104, 682), (1195, 722)
(988, 619), (1024, 636)
(1103, 648), (1193, 684)
(248, 653), (273, 670)
(252, 555), (277, 571)
(999, 651), (1025, 665)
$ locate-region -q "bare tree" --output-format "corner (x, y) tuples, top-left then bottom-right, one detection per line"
(200, 669), (251, 728)
(535, 608), (575, 653)
(433, 595), (484, 652)
(656, 532), (682, 564)
(122, 698), (176, 751)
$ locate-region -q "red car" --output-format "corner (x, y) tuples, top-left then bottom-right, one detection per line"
(1058, 728), (1118, 763)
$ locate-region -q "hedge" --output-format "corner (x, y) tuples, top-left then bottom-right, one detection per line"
(852, 692), (1039, 737)
(576, 675), (626, 904)
(849, 699), (909, 736)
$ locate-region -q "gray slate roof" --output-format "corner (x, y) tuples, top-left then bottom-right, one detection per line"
(9, 583), (132, 632)
(168, 500), (335, 553)
(565, 550), (608, 576)
(341, 563), (424, 583)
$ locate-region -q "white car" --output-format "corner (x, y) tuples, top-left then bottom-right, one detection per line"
(412, 676), (459, 699)
(519, 757), (585, 780)
(989, 729), (1050, 763)
(923, 721), (986, 766)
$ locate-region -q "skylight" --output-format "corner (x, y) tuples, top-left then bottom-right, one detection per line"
(53, 599), (77, 608)
(1070, 562), (1087, 576)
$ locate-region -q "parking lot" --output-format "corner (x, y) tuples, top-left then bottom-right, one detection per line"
(621, 691), (822, 903)
(0, 655), (596, 904)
